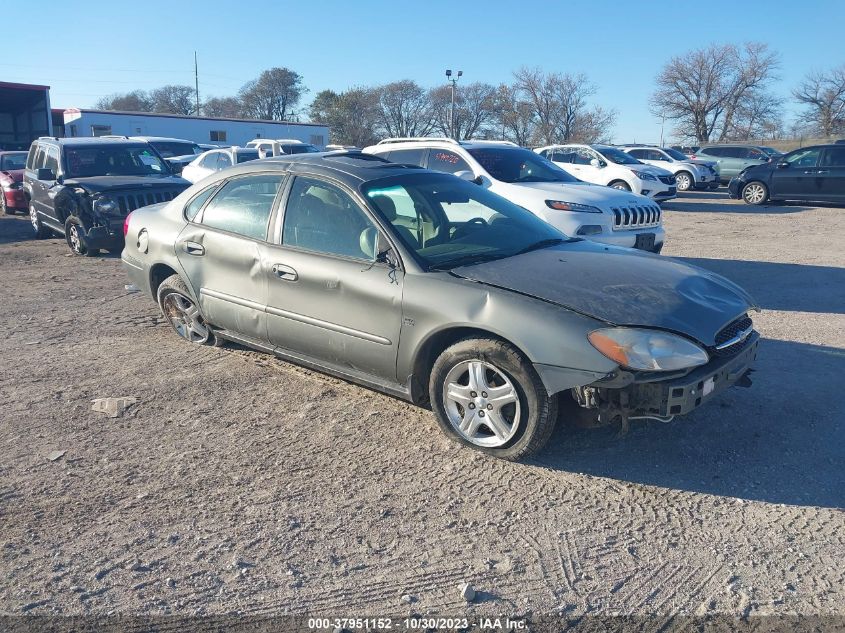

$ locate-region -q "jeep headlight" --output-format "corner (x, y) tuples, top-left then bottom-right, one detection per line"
(93, 195), (118, 214)
(545, 200), (602, 213)
(588, 327), (709, 371)
(632, 171), (657, 181)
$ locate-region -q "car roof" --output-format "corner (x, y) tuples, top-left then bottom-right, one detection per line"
(212, 151), (428, 184)
(131, 136), (198, 143)
(370, 138), (519, 151)
(38, 136), (151, 147)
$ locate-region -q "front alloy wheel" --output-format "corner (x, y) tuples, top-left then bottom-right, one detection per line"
(742, 181), (768, 205)
(675, 171), (692, 191)
(65, 217), (97, 256)
(443, 360), (521, 448)
(429, 337), (557, 460)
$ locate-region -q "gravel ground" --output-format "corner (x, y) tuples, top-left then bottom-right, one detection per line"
(1, 191), (843, 622)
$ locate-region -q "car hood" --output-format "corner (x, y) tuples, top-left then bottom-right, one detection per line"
(451, 242), (756, 346)
(65, 175), (190, 192)
(689, 158), (716, 168)
(625, 163), (673, 176)
(0, 169), (24, 183)
(500, 181), (654, 209)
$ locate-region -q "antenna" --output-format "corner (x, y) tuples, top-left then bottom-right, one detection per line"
(194, 51), (200, 115)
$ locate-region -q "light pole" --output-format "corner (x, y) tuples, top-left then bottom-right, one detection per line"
(445, 69), (462, 139)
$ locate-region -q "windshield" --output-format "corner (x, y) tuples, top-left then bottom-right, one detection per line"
(64, 146), (170, 178)
(0, 152), (27, 170)
(467, 147), (579, 183)
(362, 173), (570, 270)
(760, 146), (781, 157)
(236, 150), (260, 163)
(150, 141), (201, 158)
(283, 144), (320, 154)
(595, 146), (642, 165)
(663, 148), (689, 161)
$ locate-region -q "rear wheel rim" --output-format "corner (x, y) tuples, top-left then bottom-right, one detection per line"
(743, 183), (765, 204)
(442, 360), (521, 448)
(162, 293), (210, 344)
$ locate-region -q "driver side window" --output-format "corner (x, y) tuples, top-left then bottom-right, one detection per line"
(785, 148), (821, 167)
(573, 149), (595, 165)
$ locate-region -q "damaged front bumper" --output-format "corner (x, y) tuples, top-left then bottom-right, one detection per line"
(575, 331), (759, 424)
(79, 219), (124, 251)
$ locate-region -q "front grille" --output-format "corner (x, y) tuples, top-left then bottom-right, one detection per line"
(610, 204), (662, 230)
(115, 189), (184, 215)
(658, 174), (676, 185)
(709, 315), (754, 357)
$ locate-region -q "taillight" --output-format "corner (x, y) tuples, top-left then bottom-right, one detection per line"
(123, 212), (133, 237)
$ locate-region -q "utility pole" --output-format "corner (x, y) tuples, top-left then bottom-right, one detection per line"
(445, 69), (462, 139)
(194, 51), (200, 115)
(659, 111), (666, 147)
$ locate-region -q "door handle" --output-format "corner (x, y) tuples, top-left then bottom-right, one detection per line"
(271, 263), (298, 281)
(184, 241), (205, 256)
(815, 170), (829, 175)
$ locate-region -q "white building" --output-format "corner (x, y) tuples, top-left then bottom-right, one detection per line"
(62, 108), (329, 148)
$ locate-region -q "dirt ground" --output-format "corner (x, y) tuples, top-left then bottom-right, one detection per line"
(1, 191), (843, 622)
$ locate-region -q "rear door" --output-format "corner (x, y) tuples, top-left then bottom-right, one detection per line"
(770, 147), (822, 199)
(818, 146), (845, 201)
(25, 143), (50, 215)
(260, 174), (404, 381)
(176, 173), (285, 341)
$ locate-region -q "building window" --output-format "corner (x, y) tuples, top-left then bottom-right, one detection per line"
(91, 125), (112, 137)
(310, 134), (324, 146)
(210, 130), (227, 142)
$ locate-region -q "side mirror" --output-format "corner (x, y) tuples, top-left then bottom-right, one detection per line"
(36, 167), (56, 181)
(777, 161), (789, 169)
(454, 170), (477, 183)
(589, 158), (601, 168)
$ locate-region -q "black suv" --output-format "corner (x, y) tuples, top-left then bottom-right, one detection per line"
(23, 137), (190, 256)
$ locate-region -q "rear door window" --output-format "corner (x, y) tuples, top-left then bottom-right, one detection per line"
(820, 147), (845, 167)
(427, 150), (471, 174)
(217, 153), (233, 169)
(200, 152), (219, 168)
(198, 174), (283, 240)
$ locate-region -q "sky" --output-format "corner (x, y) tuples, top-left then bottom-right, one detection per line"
(3, 0), (843, 143)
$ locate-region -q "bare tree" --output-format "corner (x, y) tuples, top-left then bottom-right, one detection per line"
(793, 65), (845, 137)
(95, 90), (153, 112)
(372, 80), (436, 138)
(724, 91), (782, 140)
(309, 88), (381, 147)
(149, 85), (197, 115)
(203, 96), (244, 118)
(429, 82), (498, 139)
(651, 42), (780, 143)
(495, 84), (536, 145)
(239, 68), (306, 121)
(511, 68), (615, 144)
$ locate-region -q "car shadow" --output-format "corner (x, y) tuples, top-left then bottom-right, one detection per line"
(674, 257), (845, 314)
(664, 191), (814, 214)
(0, 213), (36, 244)
(531, 338), (845, 509)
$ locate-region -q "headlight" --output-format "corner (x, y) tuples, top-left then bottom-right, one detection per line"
(545, 200), (602, 213)
(93, 195), (118, 214)
(588, 327), (709, 371)
(632, 171), (657, 181)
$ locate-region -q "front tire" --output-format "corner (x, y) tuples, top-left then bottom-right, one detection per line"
(609, 180), (631, 191)
(1, 195), (13, 215)
(65, 216), (98, 256)
(29, 203), (51, 239)
(741, 181), (768, 205)
(675, 171), (693, 192)
(429, 337), (557, 461)
(157, 274), (222, 346)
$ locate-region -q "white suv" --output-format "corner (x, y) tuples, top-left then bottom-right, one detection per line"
(621, 145), (719, 191)
(246, 139), (321, 158)
(364, 138), (665, 253)
(536, 144), (677, 202)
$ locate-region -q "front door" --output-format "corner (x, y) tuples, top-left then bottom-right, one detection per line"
(176, 173), (285, 341)
(563, 148), (602, 183)
(770, 147), (822, 199)
(261, 175), (403, 381)
(818, 146), (845, 201)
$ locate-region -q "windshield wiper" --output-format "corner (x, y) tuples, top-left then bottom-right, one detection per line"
(428, 252), (508, 271)
(513, 237), (569, 256)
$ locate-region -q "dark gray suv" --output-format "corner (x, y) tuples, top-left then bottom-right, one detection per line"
(121, 152), (760, 460)
(23, 137), (190, 256)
